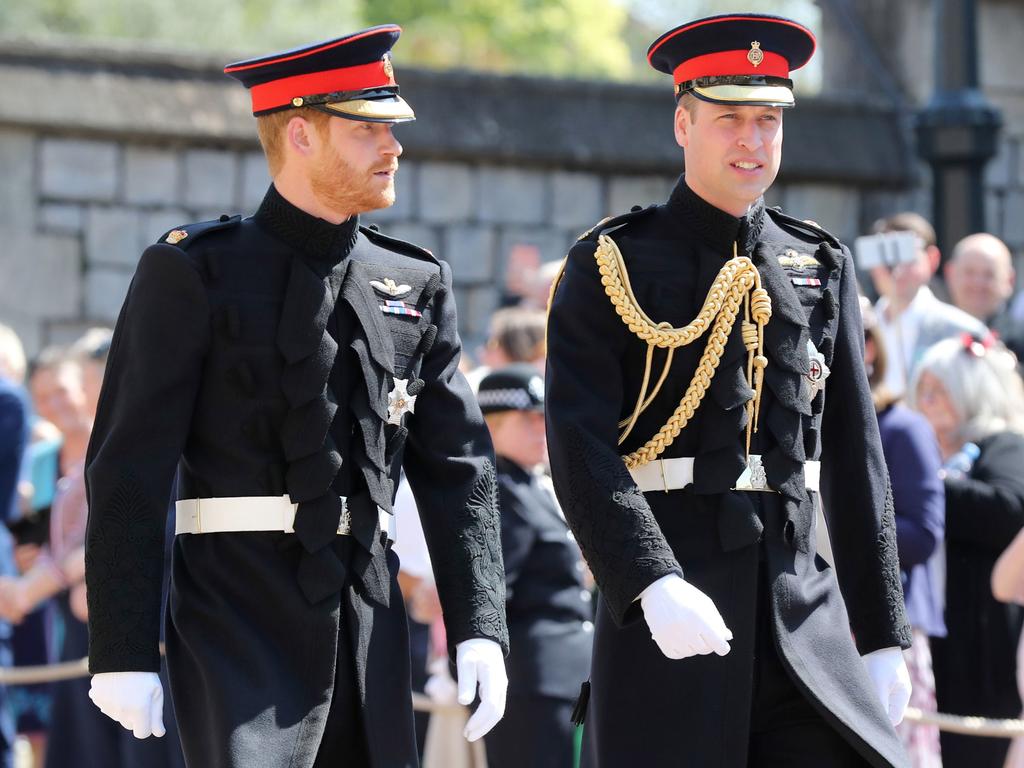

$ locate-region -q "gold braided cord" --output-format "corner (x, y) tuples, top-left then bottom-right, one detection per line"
(592, 235), (771, 469)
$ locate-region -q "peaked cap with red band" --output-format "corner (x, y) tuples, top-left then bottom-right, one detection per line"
(647, 13), (816, 108)
(224, 25), (415, 122)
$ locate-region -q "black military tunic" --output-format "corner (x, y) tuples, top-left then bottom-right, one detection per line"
(484, 456), (593, 768)
(546, 177), (912, 767)
(84, 184), (508, 768)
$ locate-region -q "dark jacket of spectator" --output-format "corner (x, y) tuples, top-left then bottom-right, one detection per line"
(931, 431), (1024, 767)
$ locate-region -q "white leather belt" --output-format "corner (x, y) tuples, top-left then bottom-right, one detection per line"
(174, 495), (396, 542)
(628, 456), (822, 494)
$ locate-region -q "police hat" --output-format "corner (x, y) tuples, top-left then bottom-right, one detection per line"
(477, 364), (545, 415)
(224, 25), (415, 122)
(647, 13), (816, 107)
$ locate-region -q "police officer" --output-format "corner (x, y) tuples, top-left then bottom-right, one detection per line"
(476, 365), (593, 768)
(546, 14), (913, 767)
(83, 25), (508, 768)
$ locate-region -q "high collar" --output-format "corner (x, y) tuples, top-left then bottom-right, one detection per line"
(254, 183), (359, 269)
(666, 176), (766, 256)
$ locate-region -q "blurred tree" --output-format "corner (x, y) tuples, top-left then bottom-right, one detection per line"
(0, 0), (361, 53)
(0, 0), (818, 84)
(363, 0), (632, 78)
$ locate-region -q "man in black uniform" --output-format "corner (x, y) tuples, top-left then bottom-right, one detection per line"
(546, 14), (913, 767)
(475, 365), (593, 768)
(84, 25), (508, 768)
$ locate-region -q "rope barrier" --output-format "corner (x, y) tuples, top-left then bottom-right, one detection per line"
(1, 658), (1021, 736)
(0, 657), (463, 715)
(903, 706), (1024, 738)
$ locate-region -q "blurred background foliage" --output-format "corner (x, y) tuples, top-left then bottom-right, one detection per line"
(0, 0), (820, 82)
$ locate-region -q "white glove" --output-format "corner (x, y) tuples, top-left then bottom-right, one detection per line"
(640, 574), (733, 660)
(455, 638), (507, 742)
(89, 671), (165, 739)
(860, 646), (912, 725)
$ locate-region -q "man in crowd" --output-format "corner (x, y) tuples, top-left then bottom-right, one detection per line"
(869, 212), (985, 397)
(944, 232), (1024, 359)
(85, 25), (507, 768)
(547, 13), (913, 766)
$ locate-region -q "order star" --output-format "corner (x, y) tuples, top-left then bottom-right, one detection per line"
(387, 378), (417, 425)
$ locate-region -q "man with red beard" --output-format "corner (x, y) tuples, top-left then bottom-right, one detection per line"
(84, 26), (508, 768)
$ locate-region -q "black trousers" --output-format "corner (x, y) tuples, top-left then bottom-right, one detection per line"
(484, 694), (576, 768)
(747, 559), (869, 768)
(312, 583), (372, 767)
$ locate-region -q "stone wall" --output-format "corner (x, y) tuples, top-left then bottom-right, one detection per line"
(0, 36), (936, 358)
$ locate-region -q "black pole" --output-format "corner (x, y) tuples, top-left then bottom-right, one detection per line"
(915, 0), (1001, 257)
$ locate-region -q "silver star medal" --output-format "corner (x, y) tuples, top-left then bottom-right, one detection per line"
(387, 378), (417, 425)
(806, 340), (830, 400)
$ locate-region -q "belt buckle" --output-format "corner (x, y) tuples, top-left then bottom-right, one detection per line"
(732, 454), (777, 493)
(337, 498), (352, 535)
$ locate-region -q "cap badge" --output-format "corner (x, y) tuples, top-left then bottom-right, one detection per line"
(748, 41), (764, 68)
(165, 229), (188, 244)
(806, 340), (831, 400)
(382, 54), (394, 82)
(370, 277), (412, 298)
(387, 377), (417, 425)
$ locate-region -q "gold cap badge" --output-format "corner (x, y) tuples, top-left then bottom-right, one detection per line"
(382, 54), (394, 82)
(165, 229), (188, 245)
(748, 41), (764, 67)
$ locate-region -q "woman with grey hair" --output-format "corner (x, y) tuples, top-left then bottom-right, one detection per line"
(907, 335), (1024, 768)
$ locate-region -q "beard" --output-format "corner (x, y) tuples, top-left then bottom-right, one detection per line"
(310, 142), (397, 218)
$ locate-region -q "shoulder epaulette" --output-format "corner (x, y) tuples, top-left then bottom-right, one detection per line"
(576, 205), (656, 242)
(157, 215), (242, 249)
(360, 225), (438, 265)
(765, 207), (841, 248)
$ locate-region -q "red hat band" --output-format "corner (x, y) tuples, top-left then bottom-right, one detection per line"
(248, 59), (396, 114)
(673, 49), (789, 85)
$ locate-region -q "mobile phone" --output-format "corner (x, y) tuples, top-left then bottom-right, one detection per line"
(854, 232), (920, 271)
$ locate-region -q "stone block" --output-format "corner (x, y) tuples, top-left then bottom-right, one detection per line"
(551, 171), (605, 231)
(85, 207), (143, 269)
(0, 129), (36, 230)
(368, 160), (416, 223)
(183, 149), (238, 211)
(444, 225), (496, 285)
(47, 321), (110, 347)
(38, 203), (84, 235)
(40, 138), (118, 202)
(458, 284), (500, 345)
(141, 208), (191, 248)
(477, 166), (547, 225)
(375, 222), (440, 257)
(608, 175), (673, 215)
(983, 136), (1015, 189)
(418, 162), (475, 223)
(0, 316), (43, 361)
(779, 183), (862, 243)
(986, 190), (1004, 237)
(123, 146), (181, 206)
(0, 229), (81, 321)
(239, 152), (271, 211)
(1004, 190), (1024, 247)
(85, 268), (134, 323)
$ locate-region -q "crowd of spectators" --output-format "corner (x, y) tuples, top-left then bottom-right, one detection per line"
(1, 213), (1024, 768)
